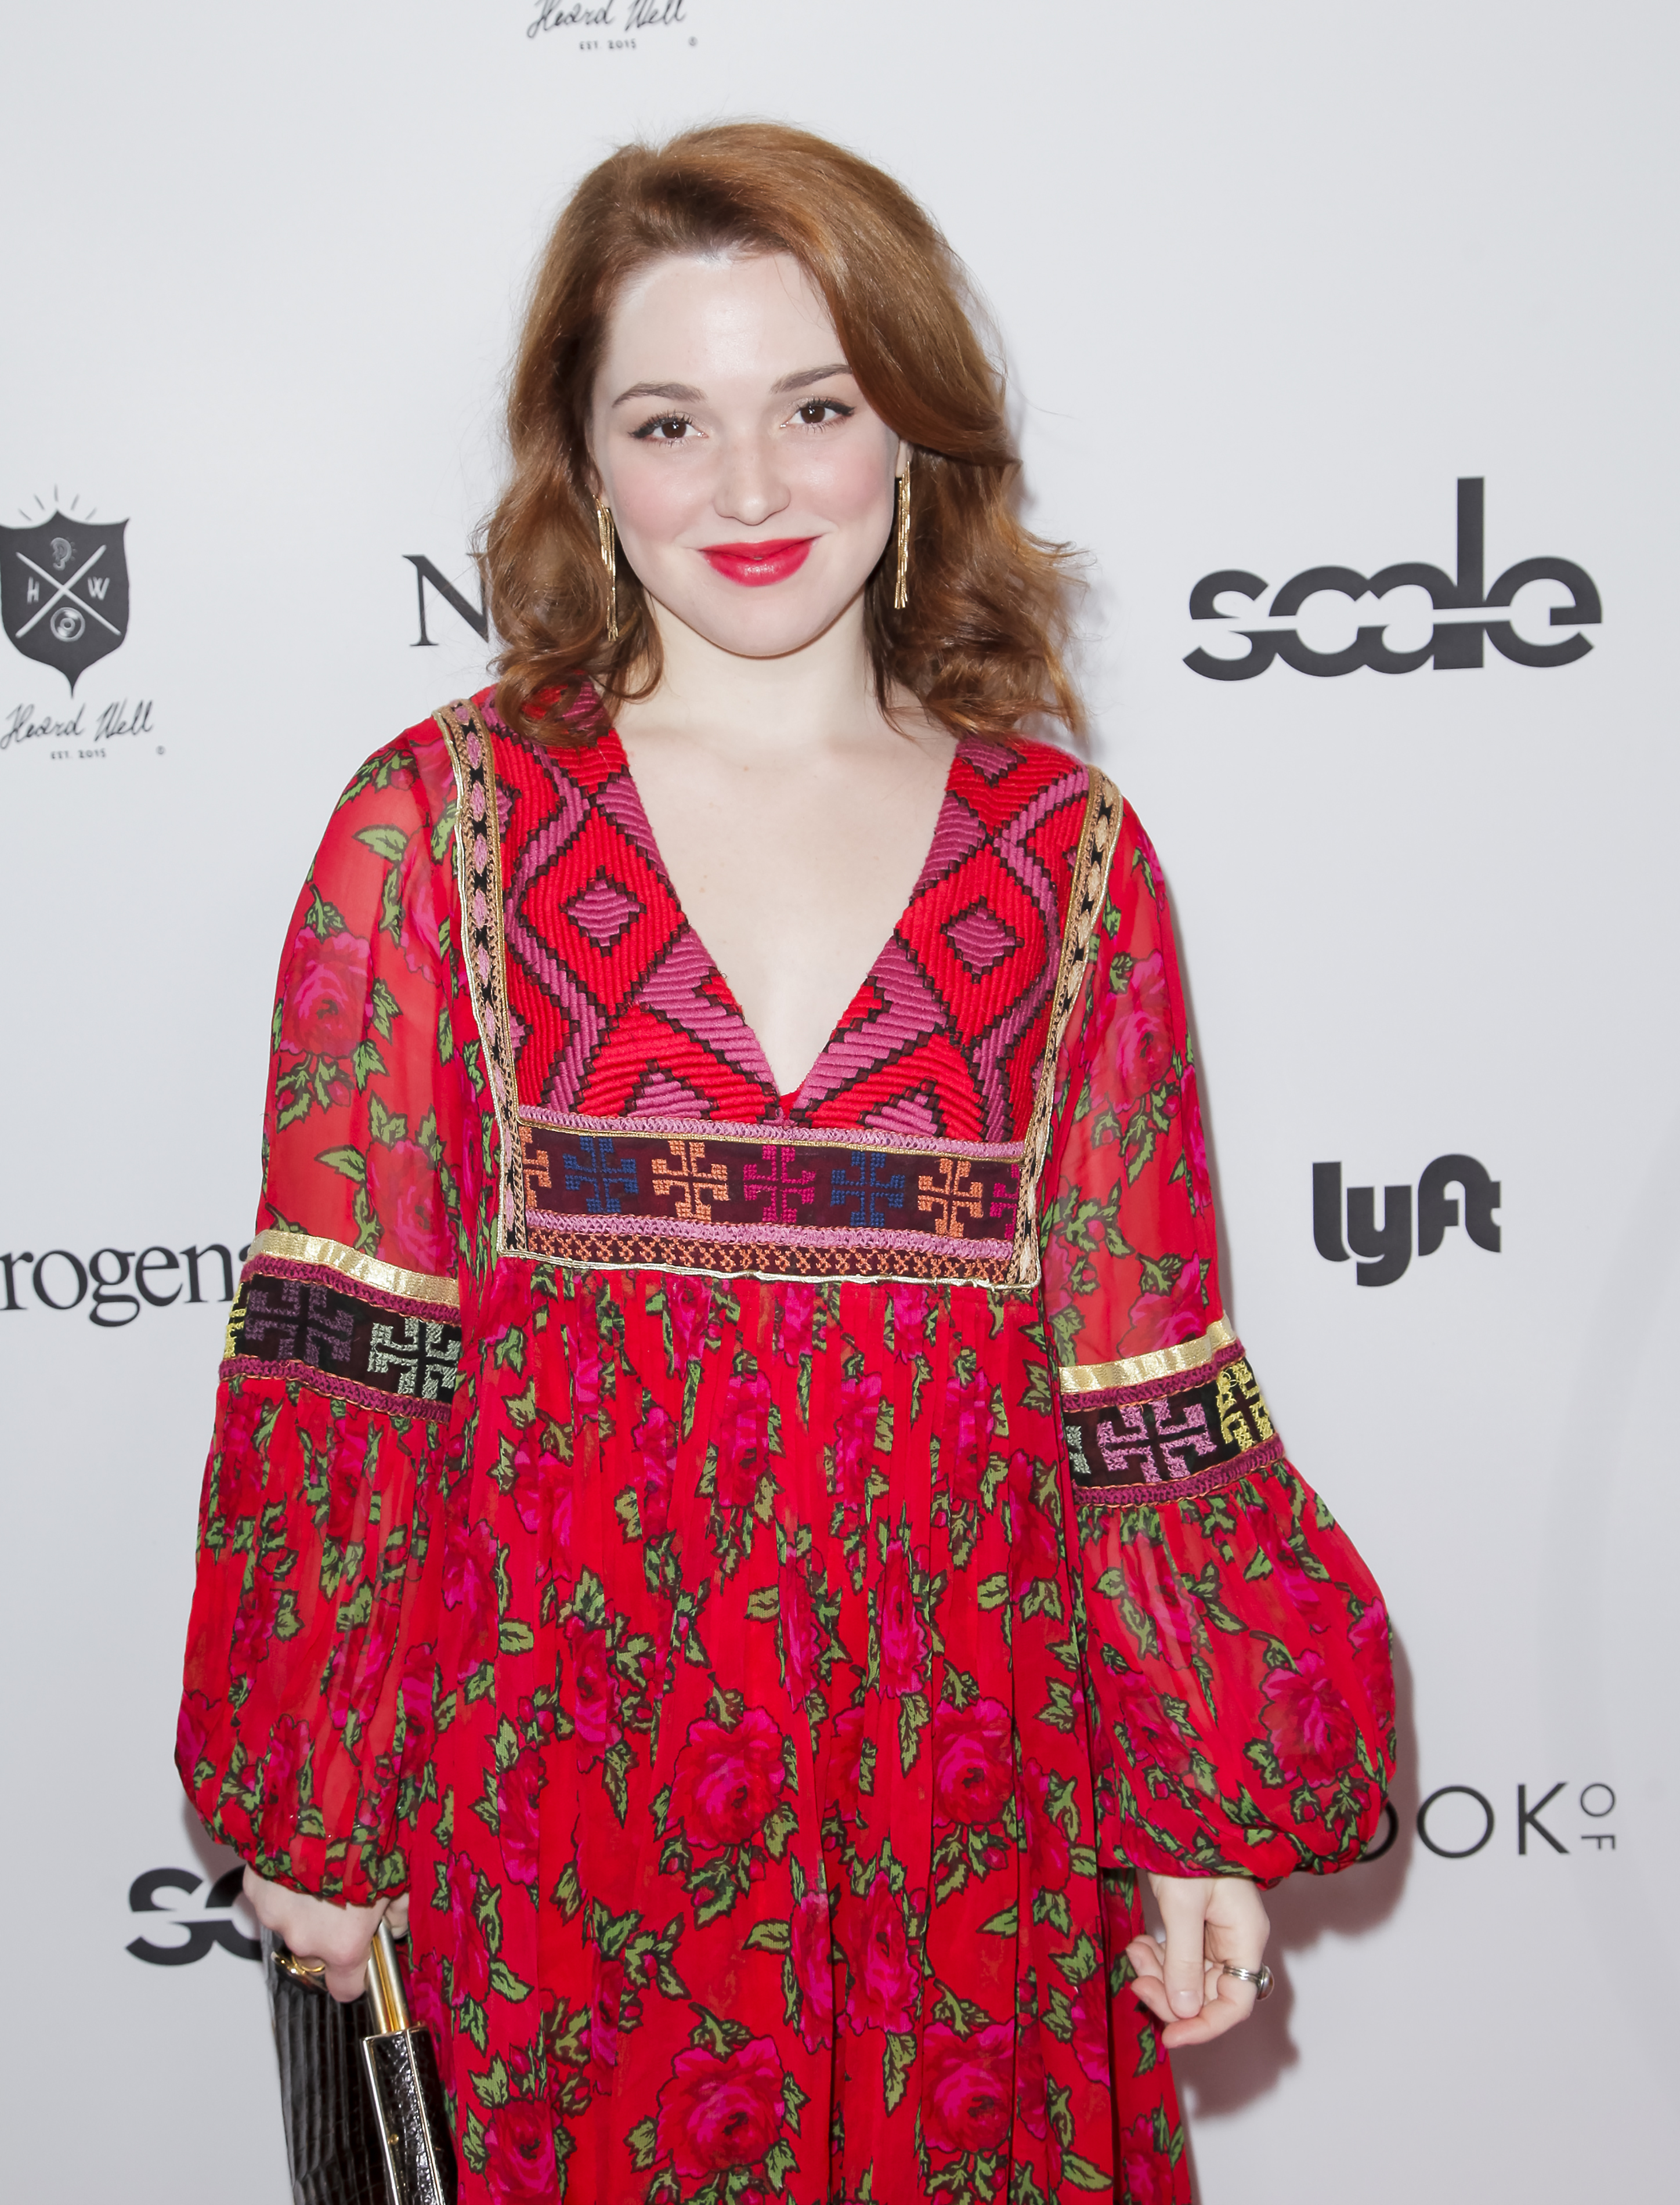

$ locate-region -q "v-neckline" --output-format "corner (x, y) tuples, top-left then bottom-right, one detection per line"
(601, 724), (969, 1119)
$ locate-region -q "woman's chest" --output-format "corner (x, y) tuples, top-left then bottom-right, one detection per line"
(442, 697), (1107, 1292)
(616, 731), (959, 1097)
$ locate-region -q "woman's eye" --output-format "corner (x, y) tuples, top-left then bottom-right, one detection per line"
(633, 413), (697, 442)
(792, 399), (853, 428)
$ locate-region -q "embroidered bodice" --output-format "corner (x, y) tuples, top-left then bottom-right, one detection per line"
(447, 706), (1108, 1291)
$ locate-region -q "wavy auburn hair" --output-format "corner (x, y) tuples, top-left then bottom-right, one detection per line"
(482, 122), (1083, 746)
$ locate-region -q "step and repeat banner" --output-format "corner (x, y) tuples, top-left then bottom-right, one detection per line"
(3, 3), (1675, 2199)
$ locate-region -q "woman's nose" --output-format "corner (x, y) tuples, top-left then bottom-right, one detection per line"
(712, 433), (790, 529)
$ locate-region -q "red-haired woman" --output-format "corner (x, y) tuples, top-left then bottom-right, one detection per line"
(180, 124), (1393, 2204)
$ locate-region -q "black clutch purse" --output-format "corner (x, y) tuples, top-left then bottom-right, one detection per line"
(263, 1921), (458, 2205)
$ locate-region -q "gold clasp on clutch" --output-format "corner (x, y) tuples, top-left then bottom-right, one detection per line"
(272, 1949), (328, 1984)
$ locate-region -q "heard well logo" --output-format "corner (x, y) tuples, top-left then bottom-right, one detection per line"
(1313, 1154), (1500, 1286)
(526, 0), (695, 43)
(1, 504), (129, 692)
(1186, 479), (1599, 678)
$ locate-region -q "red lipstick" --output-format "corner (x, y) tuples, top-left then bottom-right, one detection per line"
(699, 537), (815, 587)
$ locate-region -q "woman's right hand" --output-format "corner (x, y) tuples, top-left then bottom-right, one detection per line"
(243, 1866), (410, 2002)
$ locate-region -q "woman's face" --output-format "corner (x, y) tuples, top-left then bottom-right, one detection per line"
(588, 251), (905, 662)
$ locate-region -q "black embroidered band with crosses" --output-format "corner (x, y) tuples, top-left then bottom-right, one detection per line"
(1061, 1339), (1282, 1503)
(518, 1113), (1023, 1284)
(223, 1258), (462, 1420)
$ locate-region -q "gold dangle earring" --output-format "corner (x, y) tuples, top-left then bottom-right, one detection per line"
(893, 465), (912, 612)
(595, 496), (619, 643)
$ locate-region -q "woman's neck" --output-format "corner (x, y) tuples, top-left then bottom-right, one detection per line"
(605, 588), (956, 1093)
(613, 592), (899, 762)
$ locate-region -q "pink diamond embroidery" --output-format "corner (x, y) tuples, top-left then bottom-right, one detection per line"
(566, 873), (644, 949)
(625, 1065), (716, 1118)
(943, 901), (1020, 979)
(861, 1085), (945, 1138)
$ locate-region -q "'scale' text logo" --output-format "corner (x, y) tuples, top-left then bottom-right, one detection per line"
(128, 1866), (258, 1965)
(1186, 480), (1599, 679)
(1313, 1154), (1500, 1286)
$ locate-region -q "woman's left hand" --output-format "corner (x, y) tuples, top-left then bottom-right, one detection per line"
(1126, 1873), (1271, 2048)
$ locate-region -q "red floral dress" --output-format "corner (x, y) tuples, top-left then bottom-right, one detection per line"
(179, 691), (1393, 2205)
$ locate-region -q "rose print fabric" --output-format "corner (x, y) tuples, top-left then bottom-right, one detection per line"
(1042, 823), (1393, 1885)
(180, 694), (1393, 2205)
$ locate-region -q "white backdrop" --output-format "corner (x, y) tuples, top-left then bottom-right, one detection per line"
(3, 3), (1677, 2198)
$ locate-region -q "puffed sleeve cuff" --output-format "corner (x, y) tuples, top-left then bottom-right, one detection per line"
(177, 1359), (456, 1904)
(1061, 1325), (1395, 1886)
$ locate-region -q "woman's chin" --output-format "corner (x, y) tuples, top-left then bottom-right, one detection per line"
(652, 586), (863, 665)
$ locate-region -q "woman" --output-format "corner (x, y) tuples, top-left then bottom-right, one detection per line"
(179, 124), (1393, 2204)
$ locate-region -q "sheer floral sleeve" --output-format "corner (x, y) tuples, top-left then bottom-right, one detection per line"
(177, 726), (474, 1905)
(1042, 802), (1394, 1886)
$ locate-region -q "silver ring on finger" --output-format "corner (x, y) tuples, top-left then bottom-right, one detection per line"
(1220, 1962), (1274, 2000)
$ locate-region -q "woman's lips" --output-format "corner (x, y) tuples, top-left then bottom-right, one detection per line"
(698, 537), (815, 587)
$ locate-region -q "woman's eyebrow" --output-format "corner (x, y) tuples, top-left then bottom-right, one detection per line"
(612, 363), (855, 408)
(770, 362), (852, 394)
(612, 380), (705, 407)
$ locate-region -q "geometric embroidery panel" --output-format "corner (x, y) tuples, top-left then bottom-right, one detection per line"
(1062, 1345), (1282, 1503)
(519, 1113), (1023, 1283)
(224, 1260), (462, 1420)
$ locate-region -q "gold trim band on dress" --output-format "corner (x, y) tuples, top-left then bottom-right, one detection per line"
(246, 1228), (459, 1309)
(438, 698), (525, 1259)
(1058, 1315), (1236, 1396)
(1009, 762), (1121, 1289)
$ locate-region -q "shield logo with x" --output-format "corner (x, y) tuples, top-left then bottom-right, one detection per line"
(0, 511), (130, 691)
